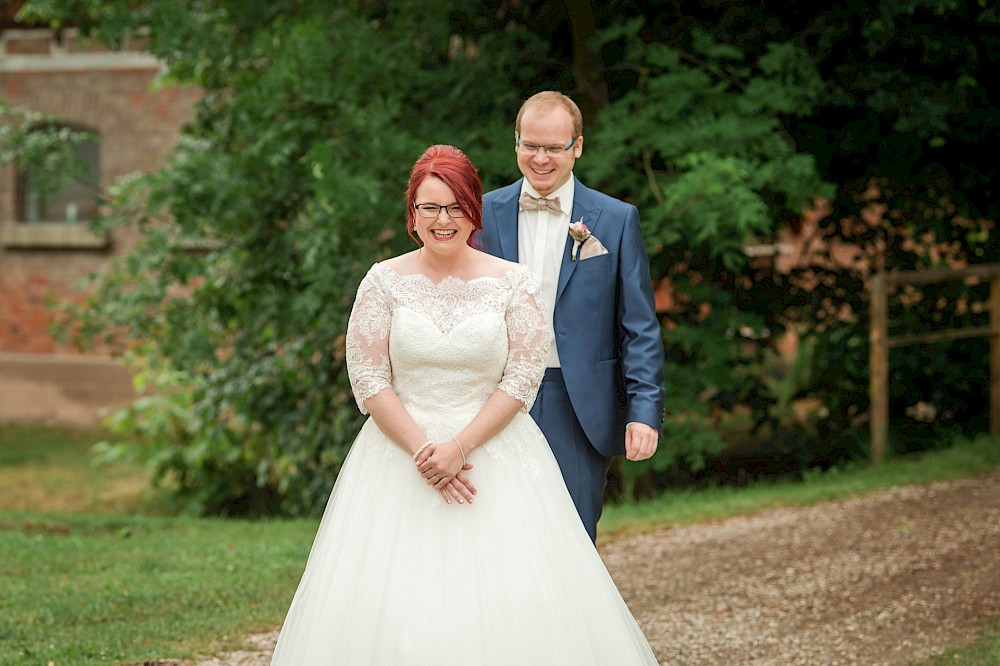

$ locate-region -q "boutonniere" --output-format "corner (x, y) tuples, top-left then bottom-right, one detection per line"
(568, 218), (591, 261)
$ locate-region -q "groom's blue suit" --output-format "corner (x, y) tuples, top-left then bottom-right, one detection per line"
(480, 176), (665, 539)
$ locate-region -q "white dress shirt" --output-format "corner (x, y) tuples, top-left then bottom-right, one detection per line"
(518, 177), (575, 368)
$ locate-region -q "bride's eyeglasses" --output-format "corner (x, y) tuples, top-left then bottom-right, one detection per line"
(413, 203), (465, 218)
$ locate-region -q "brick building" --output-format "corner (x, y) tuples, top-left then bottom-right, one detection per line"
(0, 7), (198, 425)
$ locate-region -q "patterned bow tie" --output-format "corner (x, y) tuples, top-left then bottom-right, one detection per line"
(519, 192), (562, 215)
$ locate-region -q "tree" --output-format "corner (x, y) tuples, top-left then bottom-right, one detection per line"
(755, 0), (1000, 457)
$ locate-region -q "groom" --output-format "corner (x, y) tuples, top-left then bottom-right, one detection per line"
(480, 91), (665, 542)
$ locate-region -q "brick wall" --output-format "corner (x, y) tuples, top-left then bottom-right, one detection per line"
(0, 26), (199, 424)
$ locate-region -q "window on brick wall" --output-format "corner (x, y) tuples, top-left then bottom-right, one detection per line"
(17, 125), (100, 224)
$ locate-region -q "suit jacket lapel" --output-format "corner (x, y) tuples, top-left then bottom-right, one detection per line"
(556, 178), (602, 303)
(489, 180), (522, 262)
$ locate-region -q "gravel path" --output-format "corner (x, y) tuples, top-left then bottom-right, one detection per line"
(182, 471), (1000, 665)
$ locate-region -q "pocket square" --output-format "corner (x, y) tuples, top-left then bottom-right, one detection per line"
(579, 235), (609, 260)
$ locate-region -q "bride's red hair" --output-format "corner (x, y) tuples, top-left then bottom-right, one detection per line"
(405, 145), (483, 247)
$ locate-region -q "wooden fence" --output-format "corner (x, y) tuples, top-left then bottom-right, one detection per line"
(869, 264), (1000, 464)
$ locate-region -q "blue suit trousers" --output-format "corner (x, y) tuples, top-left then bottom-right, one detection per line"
(531, 368), (610, 542)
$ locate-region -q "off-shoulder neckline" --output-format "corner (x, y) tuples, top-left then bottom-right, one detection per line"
(374, 262), (527, 287)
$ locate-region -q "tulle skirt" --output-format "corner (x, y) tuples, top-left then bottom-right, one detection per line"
(270, 410), (658, 665)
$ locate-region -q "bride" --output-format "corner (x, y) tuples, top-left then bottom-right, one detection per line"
(270, 145), (658, 665)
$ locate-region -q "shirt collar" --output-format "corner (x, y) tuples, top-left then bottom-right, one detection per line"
(520, 175), (575, 217)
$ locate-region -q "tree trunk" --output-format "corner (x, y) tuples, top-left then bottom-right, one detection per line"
(561, 0), (608, 128)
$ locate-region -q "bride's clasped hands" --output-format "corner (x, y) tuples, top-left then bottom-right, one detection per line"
(414, 437), (477, 504)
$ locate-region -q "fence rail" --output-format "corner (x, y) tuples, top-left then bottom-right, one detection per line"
(869, 265), (1000, 464)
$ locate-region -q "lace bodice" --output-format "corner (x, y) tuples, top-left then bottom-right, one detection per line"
(346, 262), (549, 417)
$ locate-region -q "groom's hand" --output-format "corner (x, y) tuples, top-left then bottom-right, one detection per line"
(624, 422), (658, 461)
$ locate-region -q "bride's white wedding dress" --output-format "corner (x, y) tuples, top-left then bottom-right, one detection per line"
(270, 262), (658, 665)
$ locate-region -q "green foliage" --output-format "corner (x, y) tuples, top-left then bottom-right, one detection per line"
(757, 337), (817, 417)
(582, 23), (832, 269)
(0, 100), (95, 203)
(787, 0), (1000, 218)
(588, 3), (998, 492)
(93, 355), (288, 517)
(774, 179), (997, 459)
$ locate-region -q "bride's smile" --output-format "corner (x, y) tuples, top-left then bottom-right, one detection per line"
(429, 228), (458, 240)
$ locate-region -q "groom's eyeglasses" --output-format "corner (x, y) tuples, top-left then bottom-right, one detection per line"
(515, 137), (577, 157)
(413, 203), (465, 218)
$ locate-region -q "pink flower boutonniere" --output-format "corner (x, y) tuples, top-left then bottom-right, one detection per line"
(568, 218), (591, 261)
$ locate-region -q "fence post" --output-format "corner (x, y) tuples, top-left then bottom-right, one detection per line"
(991, 275), (1000, 435)
(870, 273), (889, 464)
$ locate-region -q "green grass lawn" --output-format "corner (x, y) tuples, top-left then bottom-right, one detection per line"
(0, 424), (158, 515)
(1, 424), (999, 664)
(0, 425), (317, 663)
(0, 512), (315, 664)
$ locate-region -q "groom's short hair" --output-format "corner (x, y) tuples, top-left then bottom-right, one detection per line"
(515, 91), (583, 139)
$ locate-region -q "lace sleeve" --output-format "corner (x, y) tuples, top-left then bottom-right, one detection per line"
(346, 265), (393, 414)
(498, 268), (550, 411)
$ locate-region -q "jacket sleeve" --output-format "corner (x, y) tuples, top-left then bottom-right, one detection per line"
(615, 205), (666, 432)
